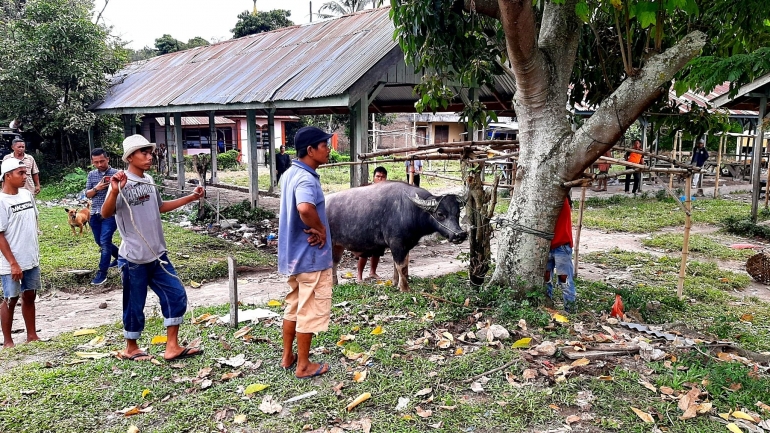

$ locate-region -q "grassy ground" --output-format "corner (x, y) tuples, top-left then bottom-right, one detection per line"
(641, 233), (758, 261)
(2, 270), (769, 432)
(582, 249), (770, 351)
(37, 205), (273, 290)
(579, 195), (758, 232)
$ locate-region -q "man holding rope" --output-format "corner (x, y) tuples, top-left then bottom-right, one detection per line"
(102, 135), (204, 362)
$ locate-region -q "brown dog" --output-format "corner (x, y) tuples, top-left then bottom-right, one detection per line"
(65, 202), (91, 236)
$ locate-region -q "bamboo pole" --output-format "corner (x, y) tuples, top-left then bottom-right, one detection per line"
(421, 172), (515, 189)
(358, 139), (519, 160)
(677, 177), (692, 300)
(564, 167), (690, 188)
(714, 135), (724, 198)
(615, 147), (702, 170)
(573, 186), (587, 278)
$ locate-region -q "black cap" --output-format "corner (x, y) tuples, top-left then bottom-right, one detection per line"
(295, 127), (333, 152)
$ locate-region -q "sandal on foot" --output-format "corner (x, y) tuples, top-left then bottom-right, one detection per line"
(117, 351), (152, 362)
(164, 347), (203, 362)
(297, 363), (330, 379)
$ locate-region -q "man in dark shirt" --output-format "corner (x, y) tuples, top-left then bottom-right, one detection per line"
(276, 146), (292, 182)
(691, 139), (709, 192)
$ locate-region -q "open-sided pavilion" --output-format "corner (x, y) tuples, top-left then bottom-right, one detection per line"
(712, 72), (770, 220)
(89, 7), (516, 207)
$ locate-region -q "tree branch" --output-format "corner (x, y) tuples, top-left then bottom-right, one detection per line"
(539, 0), (581, 91)
(462, 0), (500, 19)
(497, 0), (548, 108)
(569, 30), (707, 176)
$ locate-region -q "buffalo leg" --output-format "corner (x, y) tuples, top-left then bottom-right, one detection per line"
(390, 249), (410, 292)
(332, 244), (345, 286)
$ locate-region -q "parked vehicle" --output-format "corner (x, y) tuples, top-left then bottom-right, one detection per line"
(0, 128), (21, 159)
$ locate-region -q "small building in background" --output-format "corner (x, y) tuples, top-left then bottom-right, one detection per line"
(139, 115), (298, 163)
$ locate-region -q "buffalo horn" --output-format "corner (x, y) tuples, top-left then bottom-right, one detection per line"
(408, 193), (438, 212)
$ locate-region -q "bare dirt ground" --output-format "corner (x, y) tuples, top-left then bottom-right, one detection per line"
(7, 179), (770, 343)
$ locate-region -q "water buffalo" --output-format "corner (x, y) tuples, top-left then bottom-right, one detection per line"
(326, 181), (468, 291)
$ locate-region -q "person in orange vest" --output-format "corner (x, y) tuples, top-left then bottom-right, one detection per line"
(624, 139), (643, 195)
(545, 195), (576, 313)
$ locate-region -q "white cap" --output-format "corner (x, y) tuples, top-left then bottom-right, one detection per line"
(0, 158), (25, 178)
(122, 134), (156, 162)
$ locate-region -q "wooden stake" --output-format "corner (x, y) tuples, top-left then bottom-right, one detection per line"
(677, 178), (692, 300)
(573, 186), (587, 278)
(228, 256), (238, 327)
(714, 135), (724, 198)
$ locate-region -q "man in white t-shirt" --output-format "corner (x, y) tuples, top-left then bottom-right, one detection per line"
(0, 158), (40, 348)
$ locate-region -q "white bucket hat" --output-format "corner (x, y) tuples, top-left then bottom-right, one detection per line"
(122, 134), (156, 162)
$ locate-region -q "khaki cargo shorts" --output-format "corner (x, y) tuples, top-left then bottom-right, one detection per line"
(283, 268), (333, 334)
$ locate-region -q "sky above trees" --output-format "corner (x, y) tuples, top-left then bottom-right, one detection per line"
(97, 0), (337, 49)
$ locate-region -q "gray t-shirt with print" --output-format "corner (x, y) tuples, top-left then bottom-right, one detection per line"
(111, 171), (166, 264)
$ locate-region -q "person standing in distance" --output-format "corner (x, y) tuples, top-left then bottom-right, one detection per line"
(0, 159), (40, 348)
(85, 148), (119, 285)
(276, 146), (292, 183)
(278, 126), (334, 379)
(356, 166), (388, 282)
(3, 138), (40, 195)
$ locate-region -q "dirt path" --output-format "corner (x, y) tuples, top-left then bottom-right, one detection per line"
(6, 182), (770, 343)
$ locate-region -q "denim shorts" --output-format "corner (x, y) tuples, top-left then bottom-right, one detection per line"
(2, 266), (42, 299)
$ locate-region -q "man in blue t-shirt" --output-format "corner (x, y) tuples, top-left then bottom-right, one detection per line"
(278, 126), (333, 379)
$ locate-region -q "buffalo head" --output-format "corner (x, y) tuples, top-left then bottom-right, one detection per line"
(407, 192), (468, 244)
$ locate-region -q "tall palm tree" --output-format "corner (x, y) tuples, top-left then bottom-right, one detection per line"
(317, 0), (382, 19)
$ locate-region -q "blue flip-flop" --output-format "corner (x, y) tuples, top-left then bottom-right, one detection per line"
(297, 363), (330, 379)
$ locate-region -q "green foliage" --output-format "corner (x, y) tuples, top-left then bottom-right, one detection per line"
(231, 9), (294, 38)
(154, 34), (185, 54)
(721, 214), (770, 240)
(390, 1), (505, 126)
(0, 0), (125, 157)
(328, 149), (350, 163)
(216, 149), (241, 170)
(195, 199), (275, 226)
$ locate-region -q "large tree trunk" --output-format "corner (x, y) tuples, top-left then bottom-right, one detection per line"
(489, 106), (573, 290)
(485, 0), (706, 293)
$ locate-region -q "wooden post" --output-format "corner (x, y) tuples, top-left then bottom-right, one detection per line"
(677, 177), (692, 300)
(714, 135), (724, 198)
(164, 113), (172, 176)
(246, 109), (259, 208)
(228, 256), (238, 328)
(174, 113), (185, 193)
(209, 111), (219, 185)
(266, 108), (277, 193)
(751, 95), (767, 222)
(573, 186), (587, 277)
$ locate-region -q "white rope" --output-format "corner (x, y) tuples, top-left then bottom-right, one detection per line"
(116, 177), (190, 284)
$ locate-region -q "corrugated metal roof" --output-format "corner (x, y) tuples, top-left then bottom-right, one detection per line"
(92, 8), (396, 112)
(155, 116), (235, 126)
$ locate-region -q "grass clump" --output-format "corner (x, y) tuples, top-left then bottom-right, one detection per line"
(722, 213), (770, 240)
(580, 195), (756, 232)
(641, 233), (757, 261)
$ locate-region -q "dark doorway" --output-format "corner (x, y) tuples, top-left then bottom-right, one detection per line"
(435, 125), (449, 144)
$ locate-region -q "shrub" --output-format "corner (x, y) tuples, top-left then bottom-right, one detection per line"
(217, 150), (240, 170)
